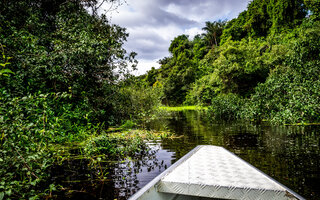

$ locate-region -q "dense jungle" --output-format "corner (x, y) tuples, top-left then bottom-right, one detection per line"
(0, 0), (320, 199)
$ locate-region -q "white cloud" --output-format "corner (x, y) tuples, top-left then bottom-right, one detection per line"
(101, 0), (250, 75)
(185, 27), (204, 39)
(131, 59), (160, 76)
(123, 25), (182, 60)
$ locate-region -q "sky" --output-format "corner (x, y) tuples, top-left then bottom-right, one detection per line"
(101, 0), (250, 75)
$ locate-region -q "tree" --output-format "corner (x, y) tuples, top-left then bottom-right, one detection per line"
(220, 11), (248, 44)
(154, 35), (197, 105)
(221, 0), (307, 42)
(202, 20), (226, 48)
(304, 0), (320, 20)
(0, 0), (136, 123)
(267, 0), (306, 32)
(143, 67), (159, 86)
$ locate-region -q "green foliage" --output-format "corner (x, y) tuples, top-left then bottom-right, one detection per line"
(84, 130), (174, 157)
(159, 106), (207, 111)
(243, 0), (270, 37)
(84, 133), (145, 157)
(202, 20), (226, 48)
(0, 0), (142, 198)
(243, 66), (320, 124)
(185, 71), (222, 105)
(221, 0), (307, 43)
(267, 0), (306, 32)
(0, 45), (14, 77)
(143, 67), (159, 87)
(304, 0), (320, 20)
(212, 38), (271, 95)
(207, 93), (243, 121)
(192, 34), (209, 62)
(150, 0), (320, 126)
(242, 22), (320, 124)
(120, 120), (137, 129)
(187, 37), (278, 104)
(220, 11), (248, 44)
(160, 35), (197, 105)
(0, 0), (136, 124)
(0, 90), (97, 199)
(117, 84), (161, 122)
(144, 34), (208, 105)
(1, 0), (320, 197)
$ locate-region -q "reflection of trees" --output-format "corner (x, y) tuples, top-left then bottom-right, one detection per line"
(153, 110), (320, 199)
(112, 146), (161, 199)
(235, 126), (320, 199)
(48, 112), (320, 199)
(49, 144), (170, 200)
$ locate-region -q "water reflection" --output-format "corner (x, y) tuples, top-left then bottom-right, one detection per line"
(52, 110), (320, 200)
(150, 110), (320, 200)
(51, 143), (174, 200)
(112, 143), (174, 199)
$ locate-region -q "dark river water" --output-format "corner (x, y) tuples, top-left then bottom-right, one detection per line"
(53, 110), (320, 200)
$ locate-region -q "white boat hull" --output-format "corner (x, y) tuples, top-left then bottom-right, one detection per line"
(129, 145), (304, 200)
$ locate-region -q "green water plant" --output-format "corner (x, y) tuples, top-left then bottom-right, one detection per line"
(83, 129), (174, 157)
(159, 106), (208, 112)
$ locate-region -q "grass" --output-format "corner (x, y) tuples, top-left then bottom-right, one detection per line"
(82, 129), (175, 158)
(51, 129), (175, 161)
(159, 105), (208, 111)
(106, 129), (175, 140)
(284, 122), (320, 126)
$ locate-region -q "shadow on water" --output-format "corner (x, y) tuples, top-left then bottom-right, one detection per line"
(51, 110), (320, 200)
(49, 143), (174, 200)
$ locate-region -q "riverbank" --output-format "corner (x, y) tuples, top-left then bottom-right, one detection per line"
(0, 126), (174, 200)
(159, 106), (208, 112)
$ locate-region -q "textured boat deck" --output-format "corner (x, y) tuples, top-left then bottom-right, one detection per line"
(157, 145), (302, 200)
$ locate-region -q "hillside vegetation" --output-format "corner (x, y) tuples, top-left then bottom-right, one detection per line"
(1, 0), (320, 198)
(0, 1), (161, 199)
(140, 0), (320, 124)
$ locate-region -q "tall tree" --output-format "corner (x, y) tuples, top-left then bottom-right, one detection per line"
(202, 20), (226, 48)
(0, 0), (136, 122)
(221, 0), (307, 42)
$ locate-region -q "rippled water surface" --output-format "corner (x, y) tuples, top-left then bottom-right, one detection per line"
(53, 110), (320, 200)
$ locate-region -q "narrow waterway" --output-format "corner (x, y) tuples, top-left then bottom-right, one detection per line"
(54, 110), (320, 200)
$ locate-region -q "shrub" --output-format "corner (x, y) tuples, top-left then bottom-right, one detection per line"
(117, 85), (161, 123)
(207, 93), (243, 121)
(0, 90), (95, 199)
(242, 22), (320, 124)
